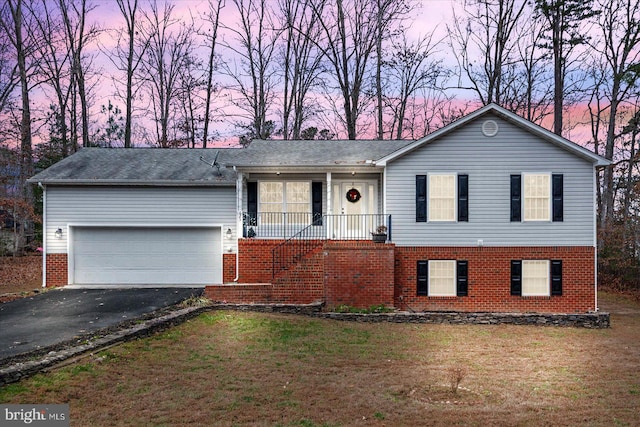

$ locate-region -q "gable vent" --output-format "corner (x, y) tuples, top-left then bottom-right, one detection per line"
(482, 120), (499, 137)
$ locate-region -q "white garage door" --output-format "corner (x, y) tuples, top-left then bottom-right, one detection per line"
(71, 227), (222, 285)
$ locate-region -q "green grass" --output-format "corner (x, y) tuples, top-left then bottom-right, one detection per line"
(1, 293), (639, 426)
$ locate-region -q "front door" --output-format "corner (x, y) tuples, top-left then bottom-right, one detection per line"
(332, 180), (377, 239)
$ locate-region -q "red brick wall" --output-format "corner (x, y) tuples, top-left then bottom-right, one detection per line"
(46, 253), (68, 287)
(394, 246), (595, 313)
(324, 241), (395, 309)
(272, 248), (325, 304)
(223, 253), (236, 283)
(205, 284), (273, 303)
(237, 239), (281, 283)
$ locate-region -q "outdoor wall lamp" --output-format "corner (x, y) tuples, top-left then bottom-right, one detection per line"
(55, 228), (63, 239)
(225, 228), (233, 239)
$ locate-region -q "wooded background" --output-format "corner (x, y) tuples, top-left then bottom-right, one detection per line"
(0, 0), (638, 292)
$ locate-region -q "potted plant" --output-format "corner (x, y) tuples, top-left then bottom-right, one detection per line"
(371, 225), (387, 243)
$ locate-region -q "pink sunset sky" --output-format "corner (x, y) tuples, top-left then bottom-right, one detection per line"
(44, 0), (607, 149)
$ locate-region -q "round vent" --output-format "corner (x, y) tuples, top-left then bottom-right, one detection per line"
(482, 120), (499, 137)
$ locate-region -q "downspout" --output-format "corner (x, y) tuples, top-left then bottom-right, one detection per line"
(38, 182), (46, 288)
(593, 166), (601, 312)
(234, 167), (242, 282)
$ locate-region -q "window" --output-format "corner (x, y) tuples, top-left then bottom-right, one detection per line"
(523, 174), (550, 221)
(416, 174), (468, 222)
(417, 260), (469, 297)
(258, 181), (310, 224)
(522, 260), (549, 296)
(429, 174), (456, 221)
(429, 260), (456, 296)
(511, 259), (563, 297)
(511, 174), (563, 222)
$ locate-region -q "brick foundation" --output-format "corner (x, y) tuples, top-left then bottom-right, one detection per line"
(394, 246), (595, 313)
(223, 253), (236, 283)
(323, 241), (395, 309)
(46, 253), (68, 287)
(236, 239), (282, 283)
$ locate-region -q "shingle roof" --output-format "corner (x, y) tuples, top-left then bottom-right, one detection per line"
(234, 139), (412, 167)
(28, 140), (413, 185)
(28, 148), (243, 186)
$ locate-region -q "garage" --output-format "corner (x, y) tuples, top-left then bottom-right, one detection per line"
(70, 226), (222, 286)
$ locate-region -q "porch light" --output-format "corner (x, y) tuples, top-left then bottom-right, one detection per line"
(55, 228), (63, 239)
(225, 228), (233, 239)
(276, 171), (281, 175)
(351, 171), (356, 176)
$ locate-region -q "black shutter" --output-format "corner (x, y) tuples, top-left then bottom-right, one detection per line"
(456, 260), (468, 297)
(511, 260), (522, 296)
(416, 175), (427, 222)
(247, 182), (258, 226)
(510, 175), (521, 222)
(552, 174), (563, 222)
(312, 182), (323, 225)
(417, 260), (428, 296)
(458, 174), (469, 222)
(551, 260), (563, 296)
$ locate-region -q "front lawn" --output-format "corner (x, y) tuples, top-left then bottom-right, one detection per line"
(2, 293), (639, 426)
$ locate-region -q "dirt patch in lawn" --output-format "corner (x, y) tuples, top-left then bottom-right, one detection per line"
(0, 255), (43, 302)
(1, 292), (639, 426)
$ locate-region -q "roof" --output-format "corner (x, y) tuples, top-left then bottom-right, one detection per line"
(234, 139), (412, 167)
(28, 140), (413, 186)
(377, 103), (611, 167)
(28, 148), (243, 186)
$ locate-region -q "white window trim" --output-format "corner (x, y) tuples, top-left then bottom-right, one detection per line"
(428, 173), (457, 223)
(428, 260), (457, 297)
(521, 260), (550, 297)
(522, 172), (552, 222)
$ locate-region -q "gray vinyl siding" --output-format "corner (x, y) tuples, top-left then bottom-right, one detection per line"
(45, 186), (237, 253)
(386, 113), (596, 247)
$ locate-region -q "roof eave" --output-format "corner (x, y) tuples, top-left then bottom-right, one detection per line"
(27, 179), (236, 187)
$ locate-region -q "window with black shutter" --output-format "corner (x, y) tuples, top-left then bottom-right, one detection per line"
(510, 175), (521, 222)
(552, 174), (563, 222)
(416, 175), (427, 222)
(551, 260), (562, 295)
(417, 260), (428, 296)
(247, 181), (258, 226)
(312, 182), (323, 225)
(511, 260), (522, 296)
(458, 175), (468, 222)
(456, 260), (468, 296)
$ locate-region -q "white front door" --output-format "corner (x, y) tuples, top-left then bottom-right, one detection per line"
(332, 180), (378, 239)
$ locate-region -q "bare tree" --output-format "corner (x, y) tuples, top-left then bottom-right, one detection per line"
(278, 0), (324, 140)
(448, 0), (528, 108)
(140, 0), (195, 147)
(384, 31), (448, 139)
(373, 0), (410, 140)
(110, 0), (150, 148)
(535, 0), (599, 135)
(510, 10), (553, 124)
(201, 0), (224, 148)
(0, 7), (18, 114)
(58, 0), (98, 148)
(221, 0), (279, 145)
(587, 0), (640, 228)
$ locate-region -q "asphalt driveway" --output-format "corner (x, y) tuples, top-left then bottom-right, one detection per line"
(0, 288), (203, 363)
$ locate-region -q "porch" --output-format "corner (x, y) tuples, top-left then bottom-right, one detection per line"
(241, 212), (391, 241)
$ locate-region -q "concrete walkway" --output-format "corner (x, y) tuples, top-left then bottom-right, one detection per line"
(0, 287), (202, 363)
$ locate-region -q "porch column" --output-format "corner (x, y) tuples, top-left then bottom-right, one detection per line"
(236, 171), (243, 242)
(326, 172), (332, 240)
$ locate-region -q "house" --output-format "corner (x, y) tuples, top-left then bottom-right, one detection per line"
(28, 104), (610, 314)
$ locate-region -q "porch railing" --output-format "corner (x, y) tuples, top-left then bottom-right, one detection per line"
(268, 214), (392, 278)
(243, 212), (391, 241)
